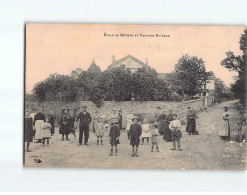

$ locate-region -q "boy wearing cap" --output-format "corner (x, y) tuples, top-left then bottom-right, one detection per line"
(169, 114), (182, 151)
(129, 116), (142, 157)
(76, 106), (92, 145)
(109, 119), (120, 156)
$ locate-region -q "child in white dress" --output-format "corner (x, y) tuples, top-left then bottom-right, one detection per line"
(42, 118), (51, 146)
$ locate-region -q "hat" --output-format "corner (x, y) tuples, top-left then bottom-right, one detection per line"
(132, 116), (140, 122)
(111, 118), (118, 125)
(82, 105), (87, 108)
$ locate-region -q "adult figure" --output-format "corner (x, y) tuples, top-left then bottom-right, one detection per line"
(185, 107), (197, 135)
(48, 111), (55, 136)
(59, 108), (70, 141)
(25, 111), (33, 152)
(163, 109), (173, 141)
(158, 110), (166, 135)
(29, 108), (37, 139)
(118, 110), (123, 130)
(76, 105), (92, 145)
(34, 108), (45, 143)
(219, 106), (230, 140)
(126, 110), (134, 139)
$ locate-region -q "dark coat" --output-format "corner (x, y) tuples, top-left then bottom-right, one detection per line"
(77, 111), (92, 127)
(163, 113), (173, 141)
(109, 125), (120, 145)
(129, 123), (142, 146)
(68, 117), (75, 130)
(59, 114), (70, 135)
(48, 114), (55, 134)
(186, 111), (197, 133)
(25, 117), (33, 142)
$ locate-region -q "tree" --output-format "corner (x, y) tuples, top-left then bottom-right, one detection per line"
(175, 54), (210, 98)
(221, 29), (247, 105)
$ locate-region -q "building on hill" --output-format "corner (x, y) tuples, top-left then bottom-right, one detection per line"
(88, 58), (102, 73)
(107, 55), (149, 73)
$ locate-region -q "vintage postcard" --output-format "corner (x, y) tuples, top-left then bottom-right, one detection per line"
(24, 24), (246, 170)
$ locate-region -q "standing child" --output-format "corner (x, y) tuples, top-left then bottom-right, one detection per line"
(129, 116), (142, 157)
(25, 111), (33, 152)
(234, 120), (242, 142)
(169, 114), (182, 151)
(141, 122), (151, 144)
(42, 118), (51, 146)
(109, 119), (120, 156)
(68, 111), (76, 139)
(151, 123), (159, 152)
(95, 116), (104, 145)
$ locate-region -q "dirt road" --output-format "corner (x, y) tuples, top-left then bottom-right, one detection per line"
(24, 100), (246, 170)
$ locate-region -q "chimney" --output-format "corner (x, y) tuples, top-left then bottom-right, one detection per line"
(146, 58), (149, 66)
(112, 55), (116, 64)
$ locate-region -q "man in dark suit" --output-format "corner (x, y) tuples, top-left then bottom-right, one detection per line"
(76, 106), (92, 145)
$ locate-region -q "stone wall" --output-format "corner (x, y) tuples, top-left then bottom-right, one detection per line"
(25, 97), (212, 129)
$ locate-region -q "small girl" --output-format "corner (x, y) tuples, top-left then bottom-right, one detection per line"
(109, 119), (120, 156)
(141, 122), (151, 144)
(234, 120), (242, 142)
(42, 118), (51, 146)
(151, 123), (159, 152)
(169, 114), (182, 151)
(95, 116), (104, 145)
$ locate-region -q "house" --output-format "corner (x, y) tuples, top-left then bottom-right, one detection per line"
(107, 55), (149, 73)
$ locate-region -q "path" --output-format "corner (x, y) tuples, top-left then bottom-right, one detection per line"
(24, 100), (246, 170)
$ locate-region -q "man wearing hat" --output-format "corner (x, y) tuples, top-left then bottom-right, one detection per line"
(76, 105), (92, 145)
(129, 116), (142, 157)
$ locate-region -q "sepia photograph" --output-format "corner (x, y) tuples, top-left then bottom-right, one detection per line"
(24, 24), (246, 170)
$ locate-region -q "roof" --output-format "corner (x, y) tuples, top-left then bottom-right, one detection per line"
(108, 55), (148, 69)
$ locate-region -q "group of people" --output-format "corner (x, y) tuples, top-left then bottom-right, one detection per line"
(219, 106), (246, 143)
(25, 104), (246, 157)
(24, 105), (186, 156)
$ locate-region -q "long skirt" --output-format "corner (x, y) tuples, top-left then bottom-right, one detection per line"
(158, 120), (166, 134)
(34, 120), (44, 140)
(186, 118), (196, 134)
(163, 122), (172, 141)
(219, 120), (230, 137)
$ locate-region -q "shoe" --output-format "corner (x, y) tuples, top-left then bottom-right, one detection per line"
(151, 150), (153, 152)
(26, 149), (31, 152)
(61, 139), (64, 141)
(171, 148), (176, 150)
(84, 143), (89, 146)
(78, 143), (82, 146)
(109, 149), (113, 156)
(157, 150), (159, 152)
(178, 148), (183, 151)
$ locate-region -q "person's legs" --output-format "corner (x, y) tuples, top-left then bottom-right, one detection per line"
(100, 136), (103, 145)
(42, 138), (45, 146)
(151, 143), (154, 152)
(79, 126), (83, 145)
(135, 145), (139, 157)
(61, 134), (64, 141)
(84, 126), (89, 145)
(177, 139), (182, 151)
(147, 137), (149, 144)
(97, 136), (99, 145)
(131, 146), (135, 157)
(66, 134), (69, 141)
(115, 144), (118, 156)
(109, 145), (113, 156)
(171, 131), (176, 150)
(156, 143), (159, 152)
(47, 138), (49, 146)
(26, 142), (30, 152)
(142, 138), (144, 144)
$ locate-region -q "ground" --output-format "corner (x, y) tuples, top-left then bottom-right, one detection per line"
(24, 100), (246, 170)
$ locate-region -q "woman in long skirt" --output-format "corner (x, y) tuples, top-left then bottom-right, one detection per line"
(34, 108), (45, 143)
(186, 107), (197, 135)
(163, 109), (173, 141)
(219, 106), (230, 140)
(158, 111), (166, 135)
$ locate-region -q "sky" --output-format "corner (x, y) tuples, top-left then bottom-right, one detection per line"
(25, 24), (245, 93)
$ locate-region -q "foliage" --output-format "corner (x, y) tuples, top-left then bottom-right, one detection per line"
(221, 29), (247, 105)
(175, 54), (210, 97)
